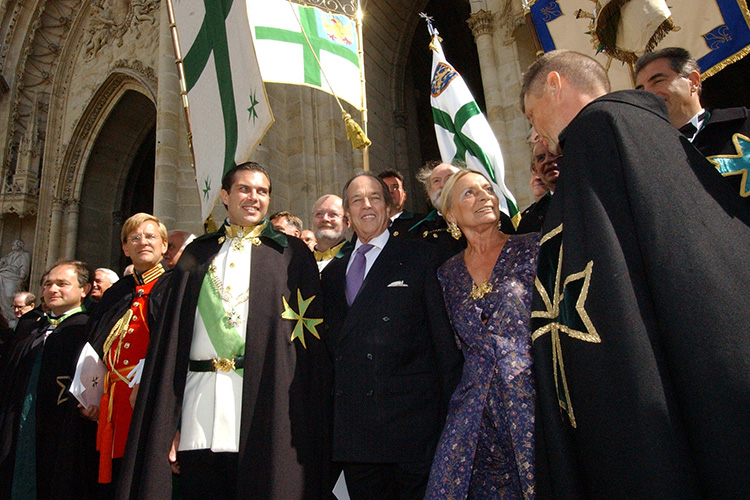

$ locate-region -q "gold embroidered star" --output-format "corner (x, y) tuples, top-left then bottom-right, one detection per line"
(531, 224), (601, 428)
(56, 376), (72, 405)
(282, 289), (323, 349)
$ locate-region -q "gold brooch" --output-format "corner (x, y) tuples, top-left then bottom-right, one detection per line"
(224, 221), (266, 250)
(470, 280), (493, 300)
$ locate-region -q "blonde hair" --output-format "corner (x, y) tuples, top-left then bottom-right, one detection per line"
(439, 169), (496, 217)
(120, 213), (168, 244)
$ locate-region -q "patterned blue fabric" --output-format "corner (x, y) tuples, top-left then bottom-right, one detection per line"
(426, 233), (540, 500)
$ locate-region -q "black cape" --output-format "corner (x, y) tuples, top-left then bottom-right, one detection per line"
(532, 90), (750, 499)
(408, 209), (467, 265)
(516, 192), (552, 234)
(388, 209), (424, 238)
(116, 222), (333, 500)
(0, 311), (98, 500)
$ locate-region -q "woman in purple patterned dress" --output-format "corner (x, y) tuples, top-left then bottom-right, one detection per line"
(425, 170), (539, 500)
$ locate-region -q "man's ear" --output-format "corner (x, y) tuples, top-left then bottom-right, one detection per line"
(687, 70), (701, 95)
(546, 71), (563, 98)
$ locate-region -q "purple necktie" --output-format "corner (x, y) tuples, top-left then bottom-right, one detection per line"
(346, 244), (373, 305)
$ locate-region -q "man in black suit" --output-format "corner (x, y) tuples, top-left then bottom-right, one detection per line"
(320, 173), (463, 500)
(516, 140), (559, 234)
(635, 47), (750, 203)
(377, 169), (423, 238)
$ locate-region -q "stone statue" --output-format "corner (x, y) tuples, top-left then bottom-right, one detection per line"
(0, 238), (31, 323)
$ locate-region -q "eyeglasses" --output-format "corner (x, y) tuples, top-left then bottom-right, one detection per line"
(127, 233), (160, 244)
(386, 185), (402, 193)
(313, 212), (343, 221)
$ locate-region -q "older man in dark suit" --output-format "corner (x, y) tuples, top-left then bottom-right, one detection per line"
(320, 172), (463, 500)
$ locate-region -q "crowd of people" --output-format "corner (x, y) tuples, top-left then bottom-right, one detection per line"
(0, 46), (748, 500)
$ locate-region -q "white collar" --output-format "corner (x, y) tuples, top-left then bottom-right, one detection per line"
(353, 228), (390, 253)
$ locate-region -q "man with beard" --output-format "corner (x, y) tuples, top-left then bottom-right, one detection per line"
(516, 141), (560, 234)
(89, 268), (119, 303)
(311, 194), (350, 272)
(408, 161), (465, 264)
(522, 49), (750, 498)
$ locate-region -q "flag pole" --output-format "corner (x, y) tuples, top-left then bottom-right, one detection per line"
(283, 0), (370, 153)
(356, 0), (369, 171)
(164, 0), (195, 171)
(165, 0), (219, 231)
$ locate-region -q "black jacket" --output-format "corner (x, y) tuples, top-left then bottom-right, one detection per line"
(320, 235), (463, 463)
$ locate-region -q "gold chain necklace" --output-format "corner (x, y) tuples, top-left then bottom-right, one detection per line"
(208, 263), (250, 328)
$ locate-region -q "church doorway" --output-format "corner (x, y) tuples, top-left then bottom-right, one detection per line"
(76, 90), (156, 274)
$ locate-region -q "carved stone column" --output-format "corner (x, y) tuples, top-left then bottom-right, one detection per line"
(490, 1), (535, 210)
(46, 198), (65, 268)
(467, 10), (503, 129)
(62, 199), (80, 259)
(153, 2), (180, 227)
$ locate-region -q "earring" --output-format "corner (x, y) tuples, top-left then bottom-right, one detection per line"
(447, 221), (462, 240)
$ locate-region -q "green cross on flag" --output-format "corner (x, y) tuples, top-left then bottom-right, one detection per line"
(172, 0), (274, 220)
(249, 0), (363, 109)
(429, 35), (519, 224)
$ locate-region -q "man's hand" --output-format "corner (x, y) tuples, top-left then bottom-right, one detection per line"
(79, 403), (99, 421)
(129, 383), (139, 409)
(169, 430), (180, 474)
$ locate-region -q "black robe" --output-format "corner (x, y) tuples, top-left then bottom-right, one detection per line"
(516, 191), (552, 234)
(532, 90), (750, 499)
(408, 209), (467, 265)
(116, 222), (333, 500)
(388, 209), (424, 238)
(0, 311), (98, 500)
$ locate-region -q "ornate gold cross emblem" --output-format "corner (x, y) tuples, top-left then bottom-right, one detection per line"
(531, 224), (601, 428)
(282, 289), (323, 349)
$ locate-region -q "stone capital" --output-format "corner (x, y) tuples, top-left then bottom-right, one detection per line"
(467, 10), (495, 39)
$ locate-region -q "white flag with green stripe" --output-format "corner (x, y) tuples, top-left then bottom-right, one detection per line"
(248, 0), (363, 109)
(430, 36), (519, 223)
(172, 0), (274, 221)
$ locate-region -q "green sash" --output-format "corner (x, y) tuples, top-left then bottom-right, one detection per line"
(196, 272), (246, 376)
